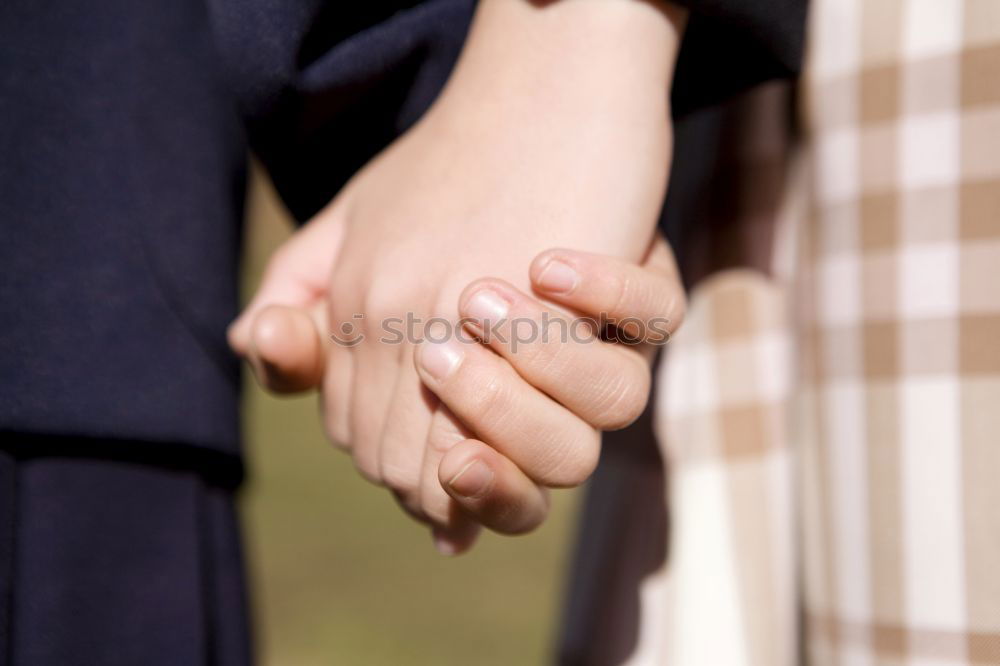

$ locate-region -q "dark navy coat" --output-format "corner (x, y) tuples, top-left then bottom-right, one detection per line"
(0, 0), (805, 457)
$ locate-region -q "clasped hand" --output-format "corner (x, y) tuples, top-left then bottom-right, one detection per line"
(228, 0), (687, 554)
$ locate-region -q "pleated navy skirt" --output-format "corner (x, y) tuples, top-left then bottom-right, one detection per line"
(0, 436), (251, 666)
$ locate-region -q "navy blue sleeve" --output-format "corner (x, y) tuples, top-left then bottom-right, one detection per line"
(208, 0), (475, 222)
(671, 0), (809, 116)
(214, 0), (807, 222)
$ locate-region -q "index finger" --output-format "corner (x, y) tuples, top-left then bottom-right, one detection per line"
(529, 235), (685, 343)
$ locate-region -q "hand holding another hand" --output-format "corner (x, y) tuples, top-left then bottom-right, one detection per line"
(230, 235), (684, 553)
(229, 0), (687, 553)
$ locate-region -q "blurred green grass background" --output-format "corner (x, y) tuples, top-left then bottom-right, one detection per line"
(238, 167), (581, 665)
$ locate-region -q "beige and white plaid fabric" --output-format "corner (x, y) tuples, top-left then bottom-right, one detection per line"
(603, 1), (1000, 665)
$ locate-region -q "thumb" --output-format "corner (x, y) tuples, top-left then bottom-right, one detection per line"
(228, 203), (346, 356)
(245, 303), (329, 393)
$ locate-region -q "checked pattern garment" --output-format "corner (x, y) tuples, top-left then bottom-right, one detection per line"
(567, 1), (1000, 664)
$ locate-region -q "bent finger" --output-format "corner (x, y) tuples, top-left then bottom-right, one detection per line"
(415, 336), (600, 488)
(529, 237), (685, 343)
(439, 439), (550, 536)
(459, 278), (651, 430)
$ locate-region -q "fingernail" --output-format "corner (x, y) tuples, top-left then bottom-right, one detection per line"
(418, 337), (464, 381)
(536, 259), (578, 293)
(448, 459), (494, 499)
(464, 288), (509, 327)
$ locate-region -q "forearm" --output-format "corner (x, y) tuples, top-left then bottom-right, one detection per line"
(426, 0), (687, 259)
(447, 0), (686, 116)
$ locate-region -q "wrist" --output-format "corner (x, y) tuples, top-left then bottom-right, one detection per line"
(403, 0), (687, 261)
(438, 0), (686, 126)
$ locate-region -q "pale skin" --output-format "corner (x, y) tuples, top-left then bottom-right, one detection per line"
(229, 0), (687, 553)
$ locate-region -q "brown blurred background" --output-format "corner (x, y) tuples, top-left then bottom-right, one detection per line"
(238, 165), (581, 665)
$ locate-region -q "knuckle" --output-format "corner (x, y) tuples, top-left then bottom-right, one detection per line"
(666, 289), (687, 332)
(644, 286), (686, 343)
(391, 488), (426, 523)
(419, 482), (453, 526)
(516, 332), (563, 375)
(544, 428), (601, 487)
(427, 430), (461, 456)
(361, 277), (401, 326)
(328, 270), (361, 326)
(352, 448), (384, 486)
(636, 282), (661, 318)
(506, 316), (578, 380)
(322, 409), (352, 451)
(463, 370), (514, 430)
(608, 272), (634, 317)
(379, 458), (421, 497)
(589, 366), (651, 430)
(325, 422), (352, 451)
